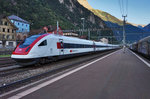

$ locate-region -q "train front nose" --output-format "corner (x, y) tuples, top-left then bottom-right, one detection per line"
(11, 46), (38, 66)
(11, 33), (49, 66)
(12, 46), (31, 55)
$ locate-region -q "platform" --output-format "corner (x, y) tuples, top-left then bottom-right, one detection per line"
(4, 49), (150, 99)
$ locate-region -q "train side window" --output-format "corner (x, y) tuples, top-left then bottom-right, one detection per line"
(39, 40), (47, 46)
(148, 39), (150, 43)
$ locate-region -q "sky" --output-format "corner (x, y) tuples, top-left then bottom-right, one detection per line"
(87, 0), (150, 25)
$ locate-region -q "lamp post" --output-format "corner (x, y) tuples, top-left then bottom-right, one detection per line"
(122, 15), (127, 53)
(57, 21), (59, 35)
(81, 18), (85, 36)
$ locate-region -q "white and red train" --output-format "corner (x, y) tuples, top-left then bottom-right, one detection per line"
(11, 33), (119, 66)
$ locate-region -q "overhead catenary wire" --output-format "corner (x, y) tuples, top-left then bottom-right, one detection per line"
(126, 0), (128, 16)
(118, 0), (123, 15)
(118, 0), (129, 48)
(118, 0), (128, 16)
(121, 0), (125, 15)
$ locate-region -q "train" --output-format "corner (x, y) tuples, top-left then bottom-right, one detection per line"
(130, 36), (150, 58)
(11, 33), (119, 66)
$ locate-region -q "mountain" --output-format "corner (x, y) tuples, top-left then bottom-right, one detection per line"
(0, 0), (107, 30)
(105, 21), (148, 43)
(143, 24), (150, 32)
(78, 0), (123, 25)
(91, 9), (123, 25)
(77, 0), (93, 10)
(132, 24), (145, 28)
(77, 0), (147, 43)
(137, 25), (144, 29)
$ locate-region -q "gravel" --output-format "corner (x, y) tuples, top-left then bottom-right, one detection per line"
(0, 50), (116, 88)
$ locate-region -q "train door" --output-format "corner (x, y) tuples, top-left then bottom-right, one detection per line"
(93, 42), (96, 51)
(59, 39), (64, 55)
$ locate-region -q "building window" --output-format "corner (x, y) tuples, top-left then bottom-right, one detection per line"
(0, 21), (2, 25)
(8, 29), (10, 33)
(3, 28), (5, 32)
(12, 35), (14, 39)
(22, 24), (24, 26)
(2, 34), (5, 39)
(12, 30), (14, 33)
(22, 29), (24, 32)
(6, 35), (9, 39)
(18, 23), (20, 25)
(11, 20), (14, 23)
(4, 22), (8, 26)
(8, 42), (13, 46)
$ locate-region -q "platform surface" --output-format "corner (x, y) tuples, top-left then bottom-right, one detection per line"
(7, 49), (150, 99)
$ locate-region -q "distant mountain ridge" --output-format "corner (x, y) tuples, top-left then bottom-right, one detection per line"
(77, 0), (145, 27)
(132, 24), (145, 28)
(77, 0), (148, 43)
(78, 0), (123, 25)
(143, 24), (150, 32)
(91, 9), (123, 25)
(77, 0), (93, 10)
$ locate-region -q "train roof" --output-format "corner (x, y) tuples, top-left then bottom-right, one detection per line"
(139, 36), (150, 43)
(34, 33), (118, 46)
(56, 34), (108, 45)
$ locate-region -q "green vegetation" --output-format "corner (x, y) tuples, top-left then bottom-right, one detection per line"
(0, 0), (106, 30)
(91, 9), (123, 25)
(77, 0), (123, 26)
(0, 54), (11, 58)
(0, 0), (75, 29)
(0, 0), (117, 42)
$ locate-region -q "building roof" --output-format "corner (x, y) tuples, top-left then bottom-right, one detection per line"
(63, 32), (78, 37)
(43, 25), (63, 35)
(8, 15), (29, 24)
(0, 15), (18, 29)
(0, 14), (6, 20)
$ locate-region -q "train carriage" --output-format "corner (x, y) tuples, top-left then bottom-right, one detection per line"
(11, 33), (119, 66)
(138, 36), (150, 56)
(130, 36), (150, 59)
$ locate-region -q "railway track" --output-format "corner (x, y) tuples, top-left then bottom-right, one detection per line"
(0, 57), (17, 68)
(0, 49), (119, 95)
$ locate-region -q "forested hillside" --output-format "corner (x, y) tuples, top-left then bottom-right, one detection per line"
(0, 0), (107, 29)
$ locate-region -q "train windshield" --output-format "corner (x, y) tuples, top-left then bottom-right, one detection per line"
(19, 34), (42, 48)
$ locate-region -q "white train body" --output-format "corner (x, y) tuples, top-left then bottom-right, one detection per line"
(11, 33), (118, 65)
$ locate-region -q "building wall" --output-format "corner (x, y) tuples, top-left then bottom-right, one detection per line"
(5, 41), (16, 47)
(0, 18), (16, 41)
(63, 32), (78, 37)
(100, 38), (109, 44)
(10, 20), (30, 33)
(0, 18), (17, 47)
(16, 33), (27, 40)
